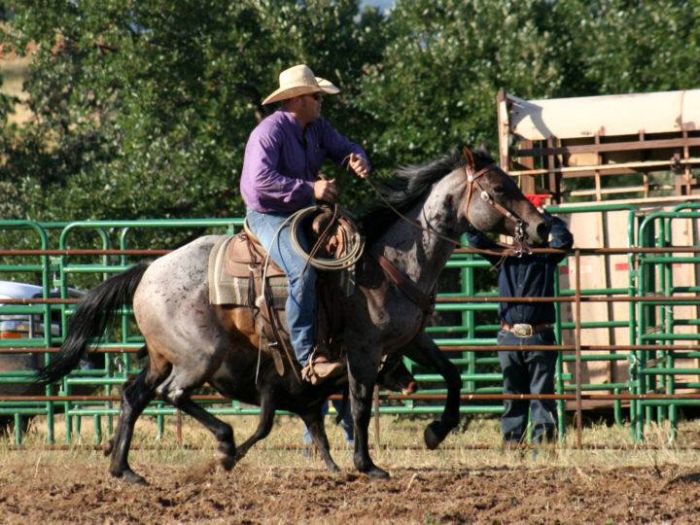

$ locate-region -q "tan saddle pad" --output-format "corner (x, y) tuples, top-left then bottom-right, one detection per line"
(208, 230), (288, 307)
(208, 208), (357, 306)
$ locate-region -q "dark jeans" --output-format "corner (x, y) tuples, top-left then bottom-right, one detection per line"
(497, 328), (558, 444)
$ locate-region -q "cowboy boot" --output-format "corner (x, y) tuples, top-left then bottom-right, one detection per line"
(301, 354), (345, 385)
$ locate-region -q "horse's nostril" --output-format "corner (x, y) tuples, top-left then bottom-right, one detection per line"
(536, 222), (551, 240)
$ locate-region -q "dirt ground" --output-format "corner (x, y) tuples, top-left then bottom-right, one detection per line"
(1, 416), (699, 524)
(0, 451), (699, 524)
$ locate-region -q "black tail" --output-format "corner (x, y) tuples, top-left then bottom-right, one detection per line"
(36, 262), (150, 384)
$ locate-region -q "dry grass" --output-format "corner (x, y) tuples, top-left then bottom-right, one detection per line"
(4, 413), (700, 474)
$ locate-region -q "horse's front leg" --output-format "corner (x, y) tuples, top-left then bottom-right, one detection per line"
(346, 338), (388, 479)
(404, 332), (462, 449)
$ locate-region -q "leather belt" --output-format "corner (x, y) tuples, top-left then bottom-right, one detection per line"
(500, 322), (552, 338)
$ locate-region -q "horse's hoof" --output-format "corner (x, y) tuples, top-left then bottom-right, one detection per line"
(218, 444), (237, 471)
(424, 421), (446, 450)
(324, 461), (341, 473)
(219, 451), (240, 471)
(365, 466), (390, 479)
(102, 438), (114, 456)
(357, 459), (390, 479)
(218, 453), (237, 471)
(112, 469), (147, 485)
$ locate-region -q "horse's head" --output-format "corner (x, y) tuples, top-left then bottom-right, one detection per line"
(460, 147), (550, 246)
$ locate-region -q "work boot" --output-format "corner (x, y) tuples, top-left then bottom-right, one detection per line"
(301, 355), (345, 385)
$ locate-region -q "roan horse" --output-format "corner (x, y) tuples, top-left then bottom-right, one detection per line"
(37, 147), (548, 483)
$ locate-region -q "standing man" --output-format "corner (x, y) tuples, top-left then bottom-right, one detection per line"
(466, 196), (573, 446)
(240, 64), (370, 383)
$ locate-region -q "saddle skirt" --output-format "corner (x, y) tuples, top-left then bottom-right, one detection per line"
(208, 229), (288, 308)
(206, 208), (362, 376)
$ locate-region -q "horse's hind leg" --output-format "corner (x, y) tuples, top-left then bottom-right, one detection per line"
(404, 333), (462, 449)
(106, 365), (166, 484)
(167, 395), (236, 470)
(149, 338), (236, 470)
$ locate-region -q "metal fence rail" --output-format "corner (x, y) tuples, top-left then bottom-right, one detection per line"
(1, 212), (699, 446)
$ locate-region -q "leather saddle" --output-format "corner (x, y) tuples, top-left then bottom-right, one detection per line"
(208, 207), (360, 376)
(223, 223), (286, 279)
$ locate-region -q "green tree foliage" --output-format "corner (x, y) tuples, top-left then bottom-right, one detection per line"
(0, 0), (384, 222)
(0, 0), (698, 226)
(357, 0), (564, 168)
(550, 0), (700, 95)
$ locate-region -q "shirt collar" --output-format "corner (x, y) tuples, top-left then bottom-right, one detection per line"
(277, 109), (304, 141)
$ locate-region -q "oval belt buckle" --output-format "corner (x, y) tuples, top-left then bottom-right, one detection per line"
(513, 323), (533, 338)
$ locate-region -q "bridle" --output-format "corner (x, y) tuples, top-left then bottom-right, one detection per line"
(361, 149), (535, 315)
(460, 149), (531, 256)
(361, 150), (533, 256)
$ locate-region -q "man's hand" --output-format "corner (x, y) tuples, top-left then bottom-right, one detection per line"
(348, 153), (370, 179)
(314, 178), (338, 203)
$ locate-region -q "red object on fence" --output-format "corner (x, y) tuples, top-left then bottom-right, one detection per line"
(525, 194), (549, 208)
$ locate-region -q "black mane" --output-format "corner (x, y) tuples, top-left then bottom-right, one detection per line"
(359, 148), (493, 242)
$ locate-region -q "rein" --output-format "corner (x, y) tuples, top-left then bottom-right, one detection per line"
(363, 176), (462, 248)
(362, 162), (531, 256)
(360, 157), (535, 312)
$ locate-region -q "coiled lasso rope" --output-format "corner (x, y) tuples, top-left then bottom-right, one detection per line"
(254, 204), (364, 384)
(288, 204), (365, 271)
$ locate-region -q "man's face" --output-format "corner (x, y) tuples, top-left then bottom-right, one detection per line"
(300, 92), (322, 122)
(286, 92), (323, 126)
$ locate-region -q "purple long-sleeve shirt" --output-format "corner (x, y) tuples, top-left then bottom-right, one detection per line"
(240, 110), (368, 213)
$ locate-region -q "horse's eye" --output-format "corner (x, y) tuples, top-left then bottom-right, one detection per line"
(493, 185), (505, 195)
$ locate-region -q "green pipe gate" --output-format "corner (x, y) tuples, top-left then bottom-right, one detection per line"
(1, 206), (698, 445)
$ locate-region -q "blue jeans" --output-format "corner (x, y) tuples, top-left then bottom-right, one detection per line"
(245, 209), (316, 367)
(497, 328), (558, 444)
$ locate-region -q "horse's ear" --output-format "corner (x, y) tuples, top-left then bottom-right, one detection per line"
(476, 142), (491, 157)
(462, 146), (475, 170)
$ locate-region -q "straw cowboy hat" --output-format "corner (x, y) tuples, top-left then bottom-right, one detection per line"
(262, 64), (340, 105)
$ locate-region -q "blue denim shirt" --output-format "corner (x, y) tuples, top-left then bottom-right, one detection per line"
(466, 215), (573, 325)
